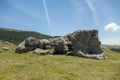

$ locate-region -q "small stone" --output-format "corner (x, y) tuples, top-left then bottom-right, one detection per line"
(2, 47), (9, 50)
(33, 48), (49, 55)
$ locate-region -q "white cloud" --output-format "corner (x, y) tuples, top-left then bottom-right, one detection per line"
(104, 22), (120, 31)
(43, 0), (50, 26)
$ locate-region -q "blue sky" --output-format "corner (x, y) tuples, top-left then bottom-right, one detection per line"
(0, 0), (120, 45)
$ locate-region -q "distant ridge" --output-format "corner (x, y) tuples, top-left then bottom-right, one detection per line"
(0, 27), (52, 45)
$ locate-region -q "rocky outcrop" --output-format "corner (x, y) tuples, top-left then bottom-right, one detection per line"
(37, 39), (51, 49)
(64, 30), (102, 54)
(63, 30), (105, 59)
(15, 41), (27, 53)
(50, 37), (69, 54)
(15, 30), (106, 60)
(25, 37), (39, 51)
(15, 37), (39, 53)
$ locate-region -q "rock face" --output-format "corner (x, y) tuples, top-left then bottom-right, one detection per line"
(50, 37), (69, 54)
(15, 41), (27, 53)
(64, 30), (102, 54)
(38, 39), (51, 49)
(15, 30), (106, 60)
(25, 37), (39, 51)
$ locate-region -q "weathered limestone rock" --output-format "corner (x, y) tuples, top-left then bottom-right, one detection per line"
(65, 30), (102, 54)
(2, 47), (9, 50)
(64, 30), (104, 59)
(76, 50), (106, 60)
(0, 47), (10, 52)
(15, 37), (39, 53)
(15, 41), (27, 53)
(50, 37), (69, 54)
(25, 37), (39, 51)
(15, 29), (105, 60)
(33, 48), (49, 55)
(37, 39), (51, 49)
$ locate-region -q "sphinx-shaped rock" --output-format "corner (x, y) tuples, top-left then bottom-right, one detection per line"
(15, 29), (106, 60)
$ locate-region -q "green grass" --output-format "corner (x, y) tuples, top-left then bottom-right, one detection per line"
(0, 41), (120, 80)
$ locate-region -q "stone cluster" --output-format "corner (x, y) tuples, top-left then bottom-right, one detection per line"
(15, 30), (106, 60)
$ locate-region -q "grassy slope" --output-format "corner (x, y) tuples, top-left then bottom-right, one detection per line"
(0, 41), (120, 80)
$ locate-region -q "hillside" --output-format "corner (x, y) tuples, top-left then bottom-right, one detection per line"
(103, 45), (120, 49)
(102, 45), (120, 53)
(0, 41), (120, 80)
(0, 28), (52, 45)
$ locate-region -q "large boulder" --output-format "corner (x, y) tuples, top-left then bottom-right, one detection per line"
(65, 30), (102, 54)
(50, 37), (69, 54)
(15, 41), (27, 53)
(33, 48), (49, 55)
(15, 37), (39, 53)
(37, 39), (51, 49)
(64, 30), (105, 59)
(25, 37), (39, 51)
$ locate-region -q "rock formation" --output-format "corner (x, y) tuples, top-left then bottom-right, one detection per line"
(15, 41), (27, 53)
(50, 37), (69, 54)
(15, 30), (106, 60)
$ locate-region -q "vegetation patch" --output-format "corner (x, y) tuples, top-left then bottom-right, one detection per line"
(0, 28), (52, 45)
(0, 41), (120, 80)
